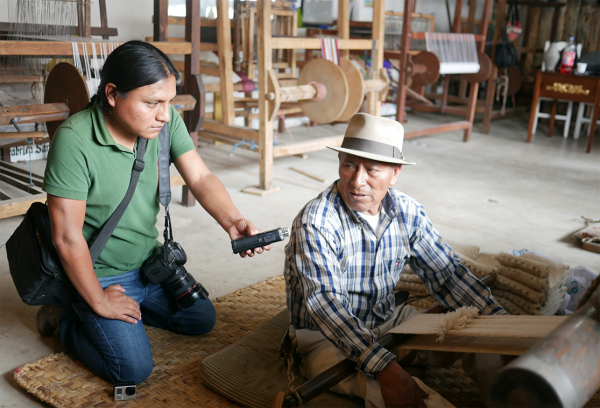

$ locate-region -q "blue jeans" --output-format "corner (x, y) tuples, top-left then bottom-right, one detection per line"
(59, 269), (216, 384)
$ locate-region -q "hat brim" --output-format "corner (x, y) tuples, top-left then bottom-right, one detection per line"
(327, 146), (416, 165)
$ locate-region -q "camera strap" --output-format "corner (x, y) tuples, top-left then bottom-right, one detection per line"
(157, 123), (175, 248)
(158, 123), (171, 208)
(88, 137), (148, 263)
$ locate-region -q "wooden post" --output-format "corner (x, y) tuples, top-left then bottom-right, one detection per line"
(233, 0), (242, 72)
(482, 0), (507, 134)
(521, 6), (541, 79)
(250, 0), (278, 195)
(338, 0), (350, 59)
(366, 0), (384, 117)
(463, 0), (492, 142)
(247, 7), (256, 79)
(396, 0), (413, 124)
(182, 0), (201, 207)
(84, 0), (91, 38)
(154, 0), (169, 42)
(458, 0), (478, 99)
(526, 72), (541, 143)
(77, 1), (85, 37)
(99, 0), (109, 40)
(217, 0), (236, 125)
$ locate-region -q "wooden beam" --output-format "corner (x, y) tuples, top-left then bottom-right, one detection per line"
(98, 0), (110, 39)
(154, 0), (169, 41)
(366, 0), (384, 117)
(152, 16), (218, 28)
(0, 22), (117, 38)
(0, 166), (43, 188)
(0, 103), (69, 126)
(257, 0), (274, 191)
(217, 0), (236, 126)
(398, 335), (539, 356)
(0, 75), (44, 84)
(403, 121), (472, 139)
(199, 63), (221, 77)
(0, 41), (193, 56)
(182, 0), (201, 207)
(0, 193), (46, 219)
(202, 119), (259, 142)
(171, 95), (197, 112)
(273, 135), (344, 158)
(338, 0), (350, 59)
(84, 0), (91, 38)
(0, 172), (44, 195)
(0, 161), (44, 183)
(271, 37), (374, 50)
(0, 132), (47, 139)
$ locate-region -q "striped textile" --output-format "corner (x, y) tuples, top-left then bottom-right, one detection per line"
(321, 38), (339, 65)
(284, 181), (506, 375)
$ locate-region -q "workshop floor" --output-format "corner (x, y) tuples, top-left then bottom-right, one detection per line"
(1, 110), (599, 407)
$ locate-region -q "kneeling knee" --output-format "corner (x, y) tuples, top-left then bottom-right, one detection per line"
(109, 356), (154, 385)
(183, 300), (217, 335)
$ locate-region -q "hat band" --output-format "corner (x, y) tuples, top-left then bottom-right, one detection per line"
(341, 137), (404, 160)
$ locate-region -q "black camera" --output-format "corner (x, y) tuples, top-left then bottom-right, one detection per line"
(140, 208), (208, 309)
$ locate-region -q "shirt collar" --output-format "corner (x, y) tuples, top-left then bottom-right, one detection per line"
(91, 101), (136, 154)
(333, 181), (398, 224)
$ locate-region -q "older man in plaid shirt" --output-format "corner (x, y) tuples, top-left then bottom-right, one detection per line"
(284, 113), (507, 408)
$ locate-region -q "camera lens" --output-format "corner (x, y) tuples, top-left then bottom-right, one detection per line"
(165, 266), (208, 308)
(125, 387), (136, 396)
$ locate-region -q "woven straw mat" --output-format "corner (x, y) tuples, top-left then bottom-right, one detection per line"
(14, 275), (600, 408)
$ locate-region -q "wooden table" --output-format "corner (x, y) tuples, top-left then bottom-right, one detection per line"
(527, 71), (600, 153)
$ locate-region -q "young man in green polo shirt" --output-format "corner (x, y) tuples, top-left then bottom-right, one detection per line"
(39, 41), (269, 385)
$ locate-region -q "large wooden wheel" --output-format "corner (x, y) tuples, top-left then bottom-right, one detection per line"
(44, 62), (90, 139)
(297, 59), (348, 124)
(337, 57), (365, 122)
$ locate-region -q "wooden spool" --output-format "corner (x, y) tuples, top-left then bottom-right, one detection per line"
(267, 58), (388, 124)
(463, 51), (493, 84)
(337, 57), (388, 122)
(410, 51), (441, 87)
(44, 62), (90, 139)
(297, 58), (348, 124)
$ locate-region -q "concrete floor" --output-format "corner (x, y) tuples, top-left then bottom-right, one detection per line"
(1, 111), (599, 407)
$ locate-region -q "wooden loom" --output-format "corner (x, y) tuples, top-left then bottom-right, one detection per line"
(0, 0), (119, 156)
(185, 0), (388, 195)
(396, 0), (494, 142)
(0, 0), (205, 219)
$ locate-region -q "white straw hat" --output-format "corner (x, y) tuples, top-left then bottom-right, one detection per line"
(327, 113), (415, 165)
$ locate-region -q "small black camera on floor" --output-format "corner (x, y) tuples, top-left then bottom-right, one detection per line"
(113, 381), (136, 401)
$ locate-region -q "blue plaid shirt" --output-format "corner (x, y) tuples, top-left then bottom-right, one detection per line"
(284, 181), (506, 375)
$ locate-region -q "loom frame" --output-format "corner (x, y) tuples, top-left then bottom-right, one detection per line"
(395, 0), (494, 143)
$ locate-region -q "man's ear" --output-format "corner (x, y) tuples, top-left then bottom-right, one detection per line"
(105, 83), (118, 108)
(390, 164), (402, 185)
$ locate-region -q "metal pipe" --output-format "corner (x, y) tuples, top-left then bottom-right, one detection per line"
(490, 295), (600, 408)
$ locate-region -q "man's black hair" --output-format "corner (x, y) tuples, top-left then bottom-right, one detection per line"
(87, 40), (181, 110)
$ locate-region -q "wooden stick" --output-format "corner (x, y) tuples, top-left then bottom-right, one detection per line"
(289, 167), (327, 182)
(0, 132), (47, 139)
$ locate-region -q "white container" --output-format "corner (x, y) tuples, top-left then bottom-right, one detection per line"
(577, 62), (588, 74)
(543, 41), (567, 72)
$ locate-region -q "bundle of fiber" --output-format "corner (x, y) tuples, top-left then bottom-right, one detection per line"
(492, 253), (569, 316)
(396, 243), (569, 317)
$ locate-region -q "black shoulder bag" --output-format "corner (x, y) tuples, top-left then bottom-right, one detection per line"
(5, 134), (154, 309)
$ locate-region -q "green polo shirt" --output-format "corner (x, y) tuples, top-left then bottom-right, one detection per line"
(43, 102), (195, 278)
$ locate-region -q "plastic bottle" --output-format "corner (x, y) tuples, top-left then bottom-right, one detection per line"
(559, 37), (576, 74)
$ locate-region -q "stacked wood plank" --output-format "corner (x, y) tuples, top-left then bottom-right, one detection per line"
(398, 243), (569, 316)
